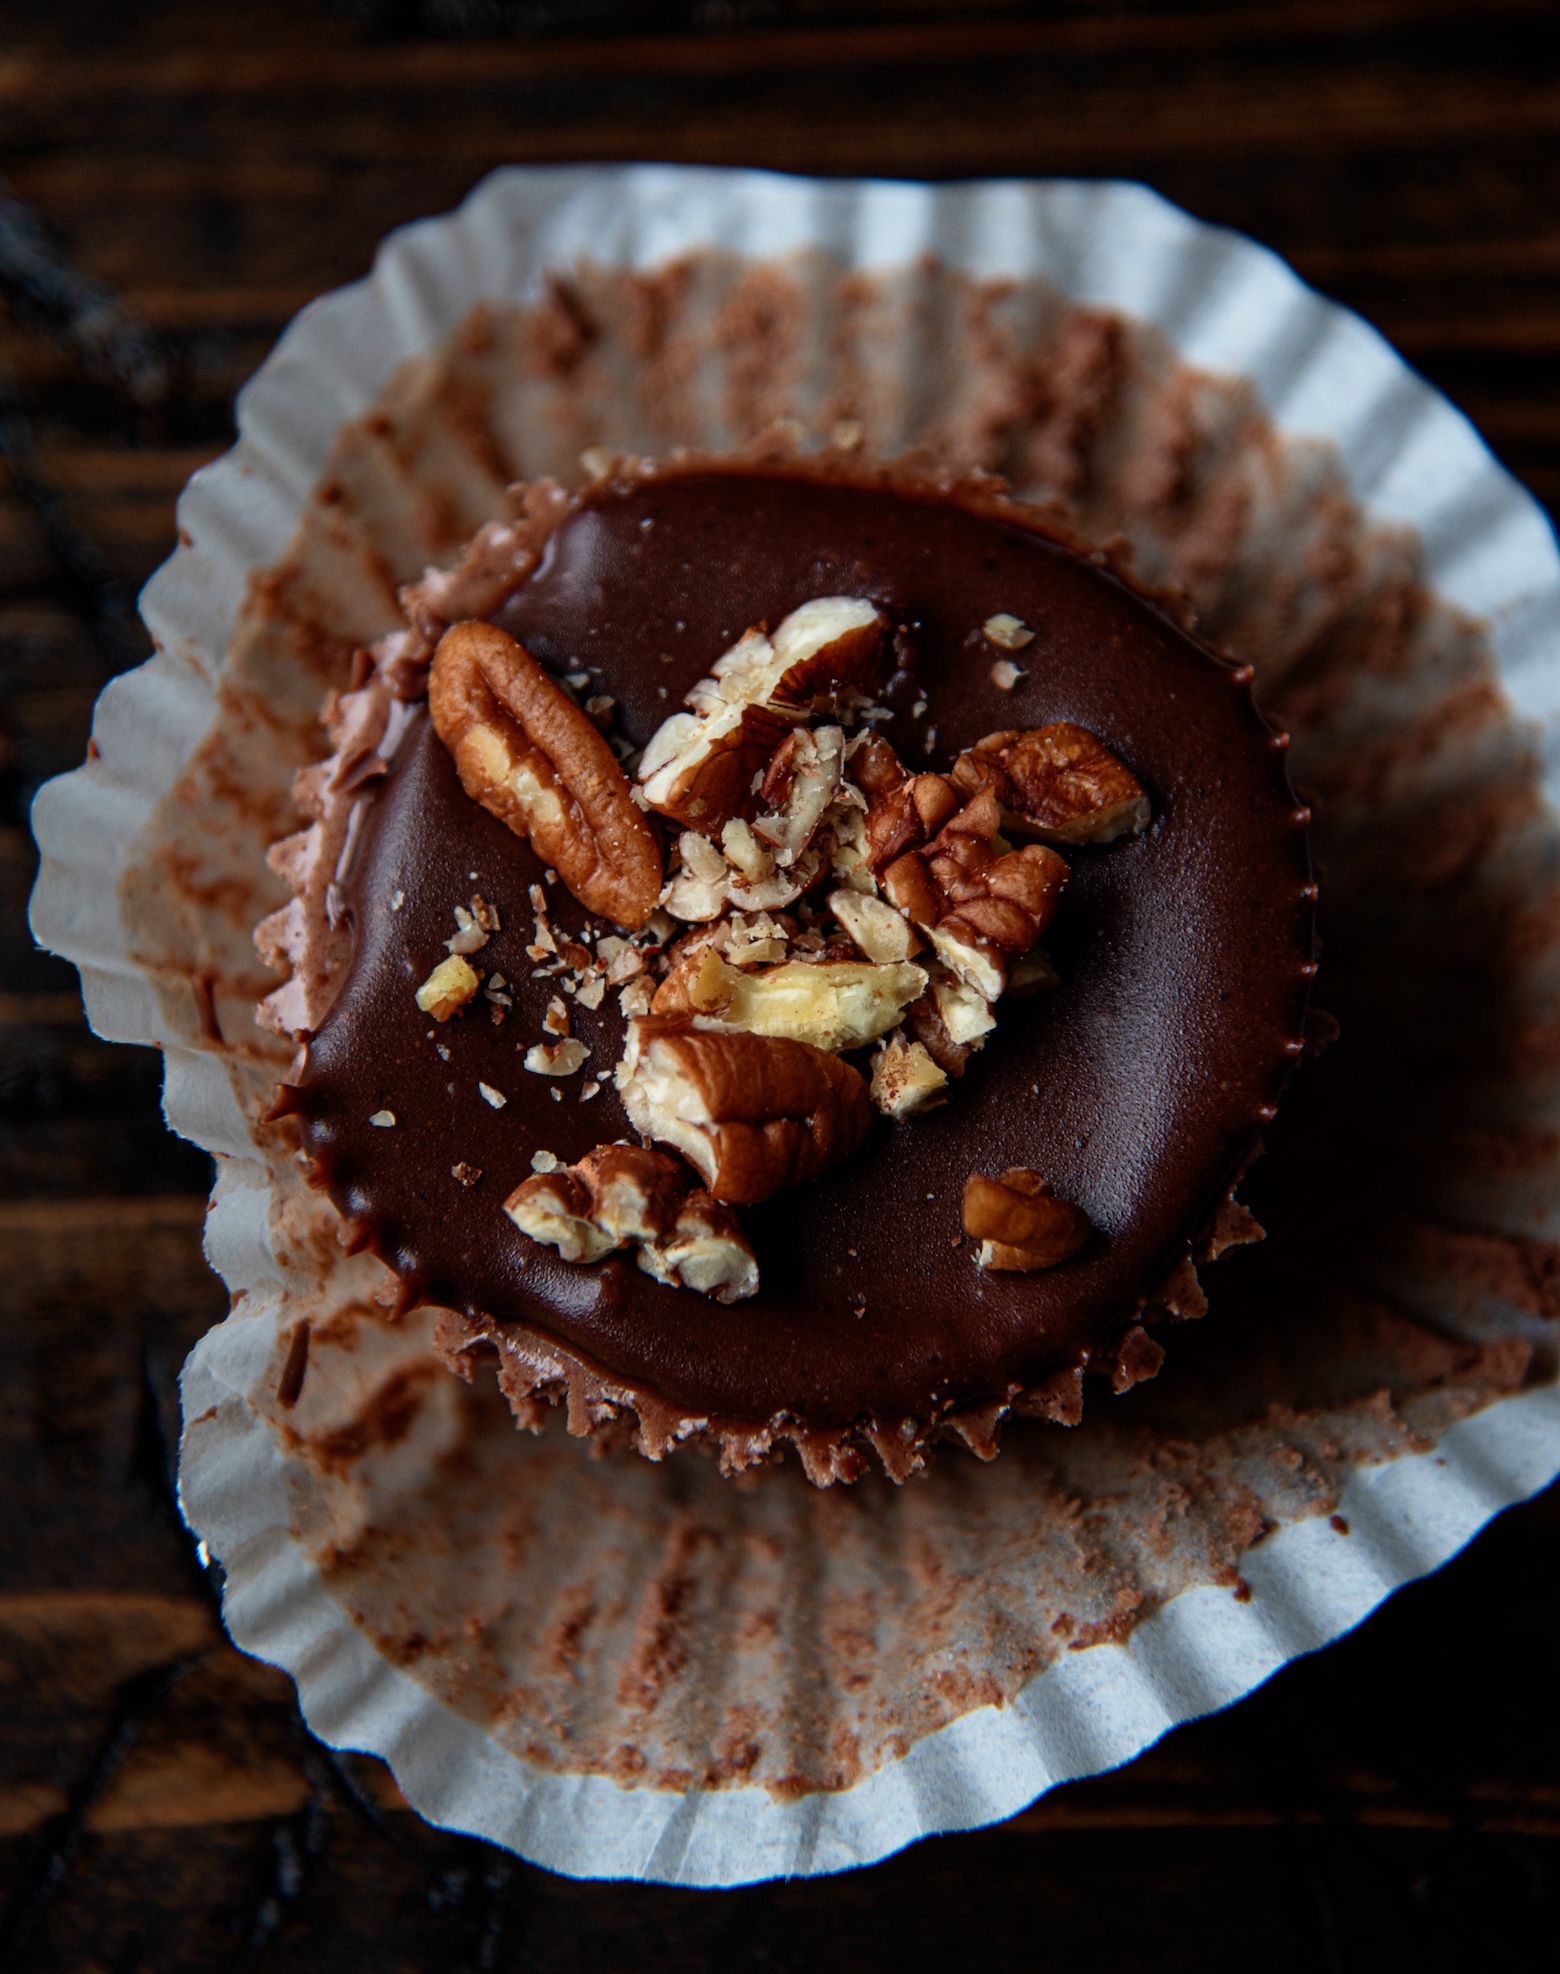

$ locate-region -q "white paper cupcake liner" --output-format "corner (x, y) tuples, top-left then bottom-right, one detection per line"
(29, 165), (1560, 1886)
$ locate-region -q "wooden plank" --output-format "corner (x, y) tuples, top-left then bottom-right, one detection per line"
(8, 68), (1560, 173)
(0, 1194), (209, 1234)
(116, 285), (323, 330)
(5, 1734), (1560, 1841)
(0, 1195), (220, 1318)
(0, 1), (1552, 105)
(1385, 311), (1560, 356)
(0, 991), (85, 1025)
(1293, 234), (1560, 281)
(33, 447), (223, 494)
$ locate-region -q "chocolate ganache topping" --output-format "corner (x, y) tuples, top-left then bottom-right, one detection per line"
(262, 462), (1315, 1482)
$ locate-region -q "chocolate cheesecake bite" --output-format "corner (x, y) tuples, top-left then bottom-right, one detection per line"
(256, 459), (1315, 1484)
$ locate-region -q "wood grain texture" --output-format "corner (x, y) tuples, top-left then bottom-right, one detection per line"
(2, 1), (1558, 1964)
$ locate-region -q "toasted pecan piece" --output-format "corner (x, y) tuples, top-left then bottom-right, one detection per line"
(617, 1015), (872, 1206)
(429, 619), (663, 928)
(764, 595), (891, 711)
(904, 968), (996, 1077)
(639, 599), (888, 833)
(415, 953), (481, 1022)
(861, 732), (1071, 1001)
(863, 770), (961, 871)
(870, 1032), (949, 1118)
(639, 694), (795, 834)
(638, 1191), (759, 1303)
(686, 948), (926, 1053)
(828, 888), (921, 964)
(752, 724), (846, 866)
(953, 723), (1150, 845)
(962, 1167), (1093, 1271)
(505, 1144), (689, 1264)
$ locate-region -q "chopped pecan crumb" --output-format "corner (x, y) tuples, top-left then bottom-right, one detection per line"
(983, 613), (1035, 651)
(870, 1033), (949, 1118)
(618, 977), (656, 1018)
(415, 953), (480, 1021)
(524, 1037), (590, 1077)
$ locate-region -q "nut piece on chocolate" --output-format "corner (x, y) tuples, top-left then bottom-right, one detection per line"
(428, 618), (663, 928)
(748, 723), (846, 870)
(686, 948), (926, 1053)
(962, 1167), (1093, 1271)
(617, 1014), (873, 1205)
(523, 1037), (590, 1076)
(829, 888), (920, 963)
(640, 684), (793, 837)
(505, 1144), (689, 1265)
(870, 1032), (949, 1117)
(506, 1132), (760, 1303)
(638, 1191), (760, 1304)
(953, 723), (1150, 846)
(637, 597), (888, 832)
(982, 613), (1035, 651)
(858, 735), (1073, 1002)
(415, 953), (480, 1021)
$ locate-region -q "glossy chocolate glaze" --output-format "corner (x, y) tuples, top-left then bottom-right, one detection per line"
(296, 469), (1313, 1428)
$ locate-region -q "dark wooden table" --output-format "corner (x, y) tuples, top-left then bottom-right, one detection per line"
(3, 4), (1559, 1966)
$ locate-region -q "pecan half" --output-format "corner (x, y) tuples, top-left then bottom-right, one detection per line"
(952, 723), (1150, 844)
(962, 1167), (1092, 1271)
(617, 1015), (873, 1205)
(428, 619), (663, 929)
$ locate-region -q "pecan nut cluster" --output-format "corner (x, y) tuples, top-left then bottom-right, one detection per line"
(414, 592), (1150, 1301)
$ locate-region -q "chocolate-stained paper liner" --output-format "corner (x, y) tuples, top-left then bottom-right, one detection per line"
(30, 168), (1560, 1884)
